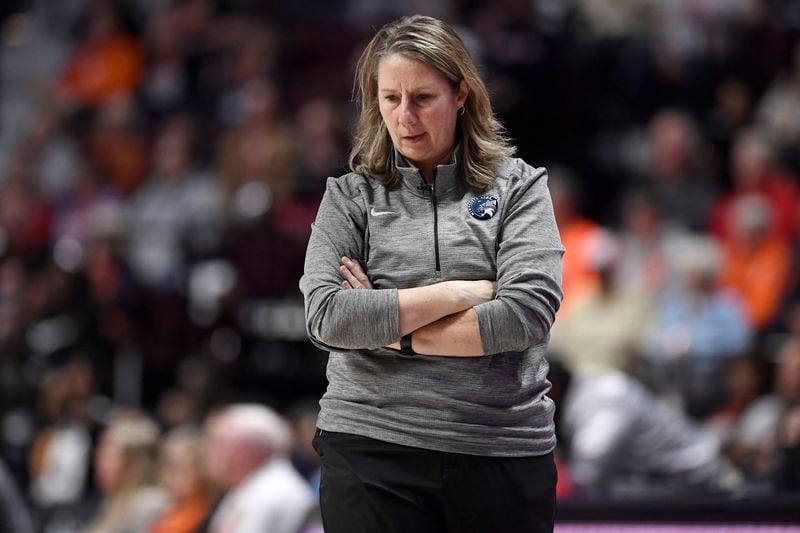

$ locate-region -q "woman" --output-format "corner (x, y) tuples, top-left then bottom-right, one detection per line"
(149, 426), (212, 533)
(300, 14), (564, 533)
(84, 413), (167, 533)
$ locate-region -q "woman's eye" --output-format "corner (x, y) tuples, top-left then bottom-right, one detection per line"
(384, 95), (399, 103)
(417, 94), (431, 101)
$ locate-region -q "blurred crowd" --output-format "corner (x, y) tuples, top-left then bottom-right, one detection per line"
(1, 0), (800, 530)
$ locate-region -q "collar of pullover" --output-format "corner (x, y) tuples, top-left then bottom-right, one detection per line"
(394, 145), (461, 197)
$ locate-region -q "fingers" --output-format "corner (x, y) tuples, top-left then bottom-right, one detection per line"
(339, 256), (373, 289)
(340, 263), (362, 288)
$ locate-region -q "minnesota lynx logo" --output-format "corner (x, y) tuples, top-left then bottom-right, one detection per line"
(468, 196), (499, 220)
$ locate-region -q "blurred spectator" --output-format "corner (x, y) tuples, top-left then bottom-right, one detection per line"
(549, 166), (603, 318)
(217, 80), (297, 216)
(83, 229), (142, 348)
(28, 356), (97, 510)
(641, 235), (751, 415)
(706, 355), (769, 446)
(614, 188), (688, 297)
(774, 403), (800, 492)
(214, 21), (280, 129)
(755, 40), (800, 155)
(710, 129), (799, 242)
(150, 426), (211, 533)
(204, 404), (314, 533)
(575, 0), (652, 39)
(0, 163), (53, 261)
(83, 412), (166, 533)
(83, 98), (150, 196)
(126, 114), (223, 290)
(156, 389), (201, 431)
(293, 97), (348, 201)
(718, 194), (792, 330)
(55, 0), (143, 110)
(549, 229), (650, 374)
(642, 109), (717, 231)
(140, 7), (191, 121)
(548, 361), (742, 495)
(51, 161), (122, 246)
(726, 338), (800, 483)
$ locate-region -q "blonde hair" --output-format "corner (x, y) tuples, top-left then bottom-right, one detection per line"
(349, 15), (514, 190)
(106, 413), (161, 490)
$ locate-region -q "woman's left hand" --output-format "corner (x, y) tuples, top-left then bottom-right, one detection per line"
(339, 256), (373, 289)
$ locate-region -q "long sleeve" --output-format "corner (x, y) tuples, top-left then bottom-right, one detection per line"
(473, 165), (564, 355)
(299, 176), (401, 351)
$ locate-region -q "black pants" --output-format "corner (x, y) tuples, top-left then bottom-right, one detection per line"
(312, 429), (556, 533)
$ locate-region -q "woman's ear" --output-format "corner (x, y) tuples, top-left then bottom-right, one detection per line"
(457, 80), (469, 107)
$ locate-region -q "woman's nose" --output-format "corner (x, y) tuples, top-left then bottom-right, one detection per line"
(398, 99), (417, 125)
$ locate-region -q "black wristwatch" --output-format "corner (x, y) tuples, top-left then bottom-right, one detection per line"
(400, 333), (415, 355)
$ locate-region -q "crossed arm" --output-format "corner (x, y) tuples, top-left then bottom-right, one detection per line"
(339, 256), (493, 357)
(301, 169), (563, 358)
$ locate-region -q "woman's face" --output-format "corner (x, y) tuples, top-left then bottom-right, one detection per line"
(95, 432), (128, 495)
(377, 54), (467, 177)
(159, 437), (203, 501)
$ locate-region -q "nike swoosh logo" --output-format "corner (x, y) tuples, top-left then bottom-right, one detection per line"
(370, 207), (397, 217)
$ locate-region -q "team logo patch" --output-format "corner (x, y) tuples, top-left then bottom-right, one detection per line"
(468, 196), (499, 220)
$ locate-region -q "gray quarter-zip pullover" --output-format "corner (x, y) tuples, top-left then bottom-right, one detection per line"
(300, 153), (564, 457)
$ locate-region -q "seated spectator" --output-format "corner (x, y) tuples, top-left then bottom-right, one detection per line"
(125, 115), (223, 290)
(549, 229), (651, 374)
(28, 357), (95, 510)
(150, 426), (212, 533)
(84, 98), (149, 196)
(710, 129), (798, 242)
(706, 355), (769, 445)
(548, 166), (603, 318)
(718, 194), (792, 331)
(140, 7), (192, 122)
(204, 404), (314, 533)
(0, 168), (53, 261)
(642, 109), (717, 232)
(614, 188), (689, 297)
(548, 361), (742, 495)
(755, 40), (800, 154)
(55, 0), (143, 109)
(84, 412), (166, 533)
(727, 338), (800, 483)
(641, 235), (751, 415)
(774, 402), (800, 491)
(50, 161), (122, 246)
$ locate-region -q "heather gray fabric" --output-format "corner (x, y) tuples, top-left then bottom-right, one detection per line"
(300, 153), (564, 457)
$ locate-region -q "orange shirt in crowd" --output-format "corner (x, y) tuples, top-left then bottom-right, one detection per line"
(719, 235), (792, 329)
(558, 218), (602, 318)
(58, 34), (143, 107)
(150, 494), (211, 533)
